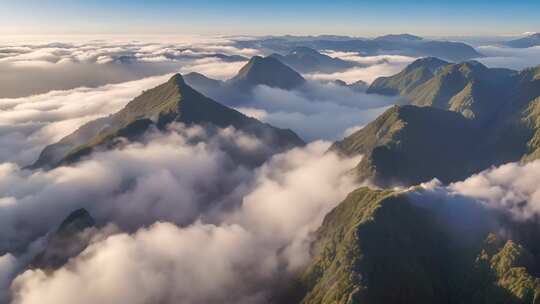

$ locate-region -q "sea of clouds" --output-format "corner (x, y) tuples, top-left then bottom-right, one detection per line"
(1, 35), (540, 304)
(0, 127), (362, 303)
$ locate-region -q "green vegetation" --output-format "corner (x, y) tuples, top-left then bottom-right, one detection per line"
(331, 105), (480, 186)
(337, 59), (540, 186)
(368, 59), (516, 121)
(32, 73), (304, 168)
(300, 188), (540, 304)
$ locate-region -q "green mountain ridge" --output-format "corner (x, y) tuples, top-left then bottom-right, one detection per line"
(368, 58), (517, 120)
(335, 58), (540, 186)
(31, 73), (304, 169)
(299, 187), (540, 304)
(330, 105), (481, 186)
(301, 58), (540, 303)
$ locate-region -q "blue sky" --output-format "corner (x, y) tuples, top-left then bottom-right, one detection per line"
(1, 0), (539, 36)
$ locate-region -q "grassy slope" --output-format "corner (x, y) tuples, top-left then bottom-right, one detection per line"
(301, 187), (540, 304)
(337, 60), (540, 186)
(33, 74), (304, 168)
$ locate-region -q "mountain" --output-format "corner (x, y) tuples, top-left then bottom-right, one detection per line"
(504, 33), (540, 48)
(179, 56), (308, 106)
(374, 33), (423, 42)
(367, 57), (450, 96)
(227, 55), (306, 90)
(235, 35), (483, 62)
(269, 47), (356, 73)
(299, 187), (540, 304)
(335, 59), (540, 186)
(30, 208), (95, 270)
(31, 73), (304, 169)
(322, 79), (369, 92)
(368, 58), (517, 121)
(183, 71), (224, 95)
(331, 105), (481, 186)
(347, 80), (369, 92)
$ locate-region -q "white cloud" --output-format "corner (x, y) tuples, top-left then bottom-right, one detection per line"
(0, 74), (171, 165)
(310, 52), (416, 84)
(449, 160), (540, 221)
(476, 45), (540, 70)
(7, 140), (361, 304)
(411, 159), (540, 225)
(0, 38), (255, 98)
(234, 107), (269, 120)
(179, 57), (247, 80)
(243, 82), (396, 141)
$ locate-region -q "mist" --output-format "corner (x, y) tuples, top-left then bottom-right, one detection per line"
(238, 81), (397, 141)
(3, 135), (360, 304)
(0, 39), (254, 98)
(475, 45), (540, 70)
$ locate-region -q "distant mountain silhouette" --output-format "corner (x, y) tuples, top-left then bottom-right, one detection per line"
(374, 33), (423, 42)
(504, 33), (540, 48)
(235, 35), (482, 61)
(270, 47), (356, 73)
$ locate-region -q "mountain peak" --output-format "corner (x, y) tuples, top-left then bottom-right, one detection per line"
(405, 57), (449, 73)
(168, 73), (186, 86)
(455, 60), (488, 75)
(30, 208), (95, 270)
(229, 55), (305, 90)
(57, 208), (95, 236)
(32, 74), (304, 168)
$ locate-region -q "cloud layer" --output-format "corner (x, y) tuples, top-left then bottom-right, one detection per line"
(0, 74), (171, 165)
(308, 52), (416, 84)
(476, 45), (540, 70)
(236, 81), (397, 141)
(4, 135), (360, 304)
(0, 37), (254, 98)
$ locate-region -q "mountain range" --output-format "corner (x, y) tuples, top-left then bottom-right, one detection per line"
(185, 55), (308, 100)
(235, 34), (483, 62)
(332, 57), (540, 186)
(300, 57), (540, 303)
(269, 47), (357, 73)
(504, 33), (540, 48)
(182, 53), (369, 107)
